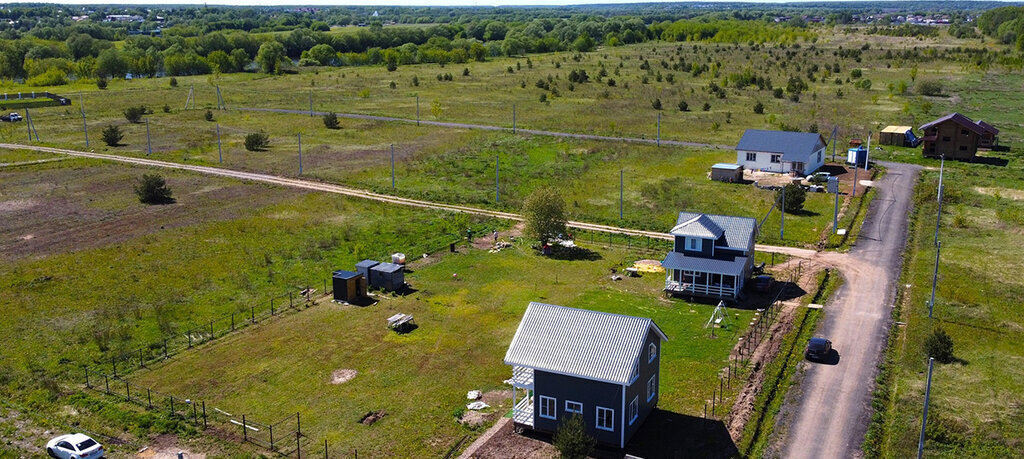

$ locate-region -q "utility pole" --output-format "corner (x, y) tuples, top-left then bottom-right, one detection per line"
(146, 118), (152, 155)
(852, 158), (859, 198)
(620, 169), (624, 219)
(657, 112), (661, 147)
(937, 155), (945, 203)
(833, 181), (840, 234)
(495, 154), (500, 204)
(918, 357), (935, 459)
(80, 93), (89, 147)
(864, 131), (871, 171)
(216, 124), (222, 164)
(935, 173), (944, 247)
(780, 186), (785, 240)
(297, 133), (302, 174)
(928, 241), (940, 318)
(390, 144), (395, 190)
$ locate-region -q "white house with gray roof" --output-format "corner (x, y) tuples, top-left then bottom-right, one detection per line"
(662, 212), (758, 299)
(736, 129), (827, 175)
(504, 302), (667, 448)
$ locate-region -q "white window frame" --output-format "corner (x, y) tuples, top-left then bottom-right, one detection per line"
(686, 237), (701, 251)
(648, 342), (657, 363)
(629, 396), (639, 425)
(565, 400), (583, 415)
(596, 406), (615, 432)
(770, 154), (782, 163)
(538, 395), (557, 420)
(746, 152), (757, 161)
(647, 375), (657, 402)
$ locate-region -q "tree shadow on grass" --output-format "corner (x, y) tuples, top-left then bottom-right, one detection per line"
(784, 208), (819, 217)
(972, 156), (1010, 167)
(547, 245), (602, 261)
(595, 409), (738, 459)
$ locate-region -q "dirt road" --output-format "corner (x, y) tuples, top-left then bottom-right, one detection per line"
(237, 107), (732, 150)
(0, 143), (798, 256)
(778, 162), (920, 458)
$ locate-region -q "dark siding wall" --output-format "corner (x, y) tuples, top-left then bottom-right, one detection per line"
(674, 236), (712, 257)
(623, 329), (662, 445)
(923, 120), (979, 159)
(533, 370), (623, 446)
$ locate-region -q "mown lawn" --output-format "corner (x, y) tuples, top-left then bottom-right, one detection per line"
(129, 240), (757, 458)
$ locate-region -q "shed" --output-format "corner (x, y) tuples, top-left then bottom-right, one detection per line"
(332, 270), (367, 303)
(880, 126), (915, 147)
(370, 262), (405, 291)
(847, 147), (868, 167)
(356, 259), (380, 285)
(710, 163), (743, 183)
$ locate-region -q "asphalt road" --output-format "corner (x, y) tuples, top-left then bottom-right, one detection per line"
(237, 107), (732, 150)
(780, 162), (921, 458)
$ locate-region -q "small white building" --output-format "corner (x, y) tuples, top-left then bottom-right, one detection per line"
(735, 129), (827, 176)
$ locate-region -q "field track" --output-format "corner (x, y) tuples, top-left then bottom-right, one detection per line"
(0, 143), (809, 257)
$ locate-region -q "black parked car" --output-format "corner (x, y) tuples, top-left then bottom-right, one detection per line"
(805, 337), (833, 361)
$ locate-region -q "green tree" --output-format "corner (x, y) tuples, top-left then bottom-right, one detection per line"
(553, 414), (595, 459)
(134, 174), (173, 204)
(95, 48), (128, 79)
(678, 100), (688, 111)
(652, 98), (662, 110)
(101, 124), (122, 146)
(205, 110), (214, 122)
(123, 105), (146, 124)
(778, 183), (806, 213)
(244, 130), (270, 151)
(523, 187), (567, 245)
(255, 40), (288, 74)
(323, 112), (340, 129)
(206, 50), (231, 73)
(306, 44), (336, 66)
(917, 79), (944, 96)
(924, 327), (955, 363)
(753, 101), (765, 114)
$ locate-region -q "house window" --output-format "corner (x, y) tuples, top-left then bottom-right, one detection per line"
(746, 152), (757, 161)
(686, 237), (701, 251)
(942, 136), (951, 142)
(817, 151), (822, 162)
(961, 129), (968, 135)
(770, 154), (781, 163)
(647, 375), (657, 402)
(648, 343), (657, 363)
(959, 146), (967, 151)
(565, 400), (583, 415)
(629, 359), (639, 384)
(596, 406), (615, 432)
(629, 396), (639, 425)
(539, 395), (557, 420)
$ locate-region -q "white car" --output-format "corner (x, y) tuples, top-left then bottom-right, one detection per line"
(46, 433), (104, 459)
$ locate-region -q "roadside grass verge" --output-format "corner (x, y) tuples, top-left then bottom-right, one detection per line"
(737, 267), (843, 457)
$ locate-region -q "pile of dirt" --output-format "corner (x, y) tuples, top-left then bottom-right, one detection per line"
(330, 369), (358, 384)
(459, 410), (488, 428)
(359, 410), (386, 425)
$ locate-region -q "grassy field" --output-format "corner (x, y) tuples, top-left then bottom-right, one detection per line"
(866, 151), (1024, 457)
(128, 238), (761, 457)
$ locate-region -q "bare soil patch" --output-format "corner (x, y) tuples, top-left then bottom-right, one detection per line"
(975, 186), (1024, 201)
(137, 434), (207, 459)
(468, 419), (557, 459)
(330, 369), (357, 385)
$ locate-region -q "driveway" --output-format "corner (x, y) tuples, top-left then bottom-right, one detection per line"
(779, 162), (921, 458)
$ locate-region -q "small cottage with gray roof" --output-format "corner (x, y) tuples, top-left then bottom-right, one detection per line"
(662, 211), (758, 299)
(736, 129), (826, 175)
(505, 302), (667, 448)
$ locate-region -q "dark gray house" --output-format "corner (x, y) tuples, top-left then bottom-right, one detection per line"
(504, 302), (668, 448)
(662, 212), (757, 299)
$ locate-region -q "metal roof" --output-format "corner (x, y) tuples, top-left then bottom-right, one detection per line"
(673, 212), (756, 251)
(504, 302), (668, 385)
(355, 259), (380, 269)
(332, 270), (360, 279)
(735, 129), (826, 162)
(670, 214), (724, 239)
(371, 262), (403, 273)
(920, 113), (987, 136)
(977, 120), (999, 135)
(881, 125), (912, 133)
(712, 163), (742, 170)
(661, 252), (748, 276)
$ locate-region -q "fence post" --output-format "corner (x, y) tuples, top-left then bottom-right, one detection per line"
(271, 299), (275, 316)
(202, 401), (207, 429)
(296, 432), (301, 459)
(251, 306), (255, 323)
(139, 349), (146, 368)
(325, 439), (328, 459)
(169, 395), (174, 416)
(297, 412), (302, 435)
(125, 380), (130, 401)
(231, 313), (235, 331)
(270, 425), (275, 450)
(290, 292), (294, 308)
(209, 320), (214, 340)
(242, 414), (247, 441)
(163, 339), (168, 359)
(147, 388), (152, 409)
(84, 367), (90, 388)
(104, 374), (109, 394)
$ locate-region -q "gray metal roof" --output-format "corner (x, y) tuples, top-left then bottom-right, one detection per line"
(662, 252), (748, 275)
(736, 129), (826, 162)
(356, 259), (380, 269)
(371, 262), (403, 273)
(670, 214), (724, 239)
(332, 270), (360, 279)
(504, 302), (668, 385)
(712, 163), (742, 170)
(674, 212), (756, 251)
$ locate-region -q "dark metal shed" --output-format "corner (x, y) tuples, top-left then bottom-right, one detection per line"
(370, 262), (405, 291)
(332, 270), (367, 303)
(356, 260), (380, 286)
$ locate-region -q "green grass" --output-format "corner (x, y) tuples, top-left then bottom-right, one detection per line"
(126, 240), (757, 457)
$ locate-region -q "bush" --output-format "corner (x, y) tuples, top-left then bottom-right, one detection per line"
(124, 105), (147, 124)
(244, 131), (270, 151)
(652, 98), (662, 110)
(101, 125), (123, 146)
(924, 327), (955, 363)
(463, 68), (470, 76)
(96, 77), (108, 90)
(778, 183), (806, 213)
(523, 187), (567, 245)
(678, 100), (688, 111)
(917, 79), (944, 96)
(702, 102), (711, 111)
(162, 104), (170, 113)
(773, 87), (784, 98)
(169, 77), (177, 87)
(134, 174), (173, 204)
(553, 414), (595, 459)
(411, 75), (419, 86)
(204, 110), (213, 121)
(850, 68), (863, 79)
(323, 112), (340, 129)
(753, 101), (765, 114)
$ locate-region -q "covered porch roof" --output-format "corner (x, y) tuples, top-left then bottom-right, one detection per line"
(662, 252), (748, 276)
